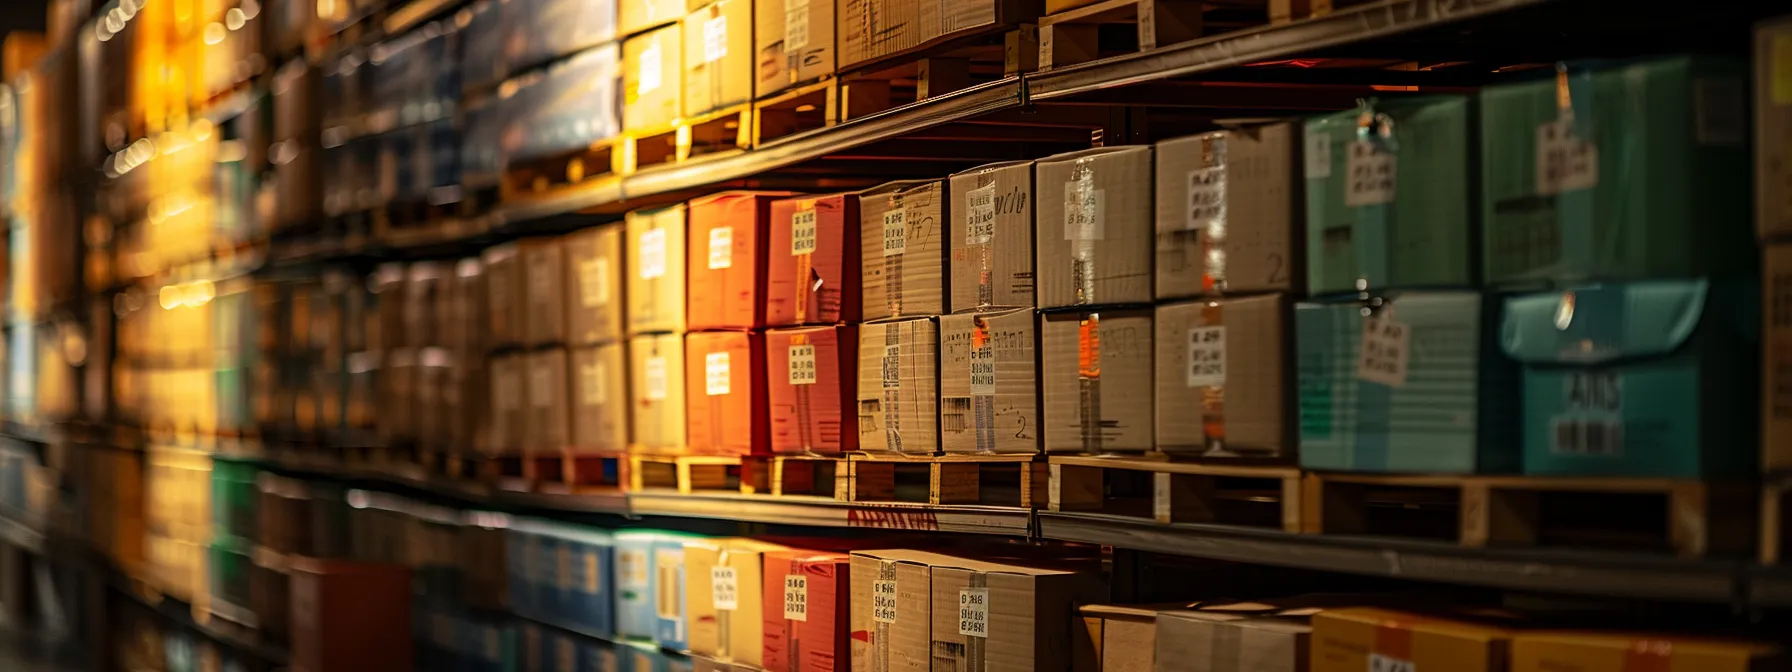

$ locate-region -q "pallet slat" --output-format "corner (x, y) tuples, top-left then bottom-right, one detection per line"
(1048, 455), (1301, 530)
(847, 452), (1045, 507)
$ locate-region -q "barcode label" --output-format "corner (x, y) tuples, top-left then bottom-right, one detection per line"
(788, 344), (817, 385)
(644, 357), (668, 400)
(941, 397), (970, 432)
(1186, 326), (1226, 388)
(969, 344), (996, 395)
(965, 184), (996, 244)
(1304, 130), (1332, 179)
(707, 226), (733, 269)
(785, 0), (810, 50)
(958, 588), (989, 637)
(711, 566), (738, 611)
(639, 43), (663, 95)
(638, 228), (667, 279)
(703, 15), (728, 63)
(1536, 118), (1598, 194)
(872, 579), (898, 623)
(1345, 141), (1396, 206)
(881, 345), (902, 388)
(705, 352), (731, 396)
(580, 258), (608, 307)
(1064, 187), (1104, 240)
(1551, 418), (1624, 456)
(1356, 314), (1410, 387)
(1186, 167), (1225, 230)
(1368, 654), (1414, 672)
(783, 575), (807, 621)
(882, 209), (907, 256)
(791, 209), (818, 255)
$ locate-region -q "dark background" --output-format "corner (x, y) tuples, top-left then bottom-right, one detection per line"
(0, 5), (46, 40)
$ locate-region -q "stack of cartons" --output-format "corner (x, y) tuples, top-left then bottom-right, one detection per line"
(628, 205), (691, 454)
(564, 225), (631, 455)
(685, 192), (797, 456)
(765, 192), (862, 454)
(622, 0), (688, 133)
(943, 161), (1038, 454)
(481, 237), (578, 472)
(857, 180), (950, 454)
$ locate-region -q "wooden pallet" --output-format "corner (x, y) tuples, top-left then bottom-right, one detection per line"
(744, 454), (850, 499)
(530, 449), (628, 494)
(1764, 476), (1790, 564)
(753, 80), (838, 147)
(500, 138), (623, 200)
(1049, 455), (1301, 531)
(1303, 473), (1759, 559)
(835, 25), (1037, 123)
(1267, 0), (1373, 24)
(619, 105), (753, 174)
(1037, 0), (1205, 70)
(446, 451), (533, 492)
(845, 452), (1046, 507)
(628, 454), (746, 494)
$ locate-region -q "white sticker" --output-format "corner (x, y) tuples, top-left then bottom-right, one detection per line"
(785, 0), (810, 50)
(531, 366), (554, 407)
(1368, 654), (1415, 672)
(703, 16), (728, 63)
(638, 228), (667, 279)
(710, 566), (738, 610)
(1063, 187), (1104, 240)
(644, 357), (669, 400)
(791, 209), (818, 255)
(1344, 142), (1396, 206)
(1153, 472), (1171, 520)
(1550, 371), (1624, 456)
(969, 343), (995, 396)
(580, 258), (609, 307)
(788, 344), (817, 385)
(581, 363), (606, 406)
(1356, 313), (1410, 387)
(958, 588), (989, 638)
(1186, 326), (1226, 388)
(705, 351), (731, 396)
(783, 574), (807, 621)
(965, 184), (996, 244)
(881, 208), (907, 256)
(1304, 130), (1332, 179)
(708, 226), (733, 270)
(638, 43), (663, 95)
(619, 548), (649, 585)
(872, 579), (898, 623)
(1535, 118), (1598, 195)
(881, 344), (902, 389)
(1186, 167), (1225, 230)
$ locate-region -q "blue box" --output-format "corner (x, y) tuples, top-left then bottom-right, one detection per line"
(521, 518), (616, 637)
(507, 529), (538, 618)
(612, 532), (659, 640)
(1501, 280), (1757, 477)
(651, 539), (688, 650)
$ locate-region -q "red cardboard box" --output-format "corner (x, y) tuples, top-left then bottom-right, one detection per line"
(289, 558), (412, 672)
(685, 331), (767, 455)
(766, 325), (859, 454)
(762, 550), (851, 672)
(687, 191), (797, 330)
(767, 193), (861, 326)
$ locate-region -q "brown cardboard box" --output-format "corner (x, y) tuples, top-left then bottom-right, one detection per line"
(483, 244), (527, 347)
(622, 0), (690, 34)
(930, 558), (1105, 672)
(405, 263), (447, 348)
(451, 258), (490, 355)
(755, 0), (835, 97)
(949, 160), (1035, 312)
(571, 343), (630, 450)
(848, 550), (953, 672)
(683, 0), (755, 117)
(1078, 604), (1170, 672)
(685, 331), (766, 456)
(627, 204), (689, 335)
(1760, 18), (1792, 239)
(1036, 146), (1154, 309)
(526, 349), (572, 451)
(768, 193), (861, 326)
(489, 354), (526, 454)
(861, 180), (948, 320)
(1154, 296), (1291, 458)
(767, 325), (860, 454)
(564, 225), (627, 346)
(856, 318), (940, 454)
(1041, 308), (1153, 453)
(1513, 632), (1784, 672)
(763, 549), (852, 672)
(1153, 609), (1312, 672)
(630, 333), (689, 452)
(837, 0), (1036, 70)
(375, 264), (409, 351)
(522, 237), (567, 346)
(624, 25), (683, 133)
(939, 309), (1037, 454)
(289, 559), (413, 672)
(1155, 125), (1300, 299)
(1310, 608), (1511, 672)
(689, 191), (798, 330)
(685, 538), (790, 666)
(1767, 244), (1792, 472)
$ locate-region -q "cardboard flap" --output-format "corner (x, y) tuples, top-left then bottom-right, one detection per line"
(1500, 280), (1706, 365)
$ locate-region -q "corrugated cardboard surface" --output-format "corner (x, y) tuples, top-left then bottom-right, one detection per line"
(630, 333), (689, 452)
(685, 539), (788, 666)
(1154, 296), (1291, 458)
(624, 25), (684, 133)
(1155, 125), (1299, 300)
(1767, 245), (1792, 472)
(1041, 309), (1154, 453)
(571, 343), (629, 450)
(521, 237), (567, 346)
(1153, 610), (1309, 672)
(1036, 146), (1154, 309)
(689, 192), (797, 330)
(768, 193), (862, 326)
(1761, 20), (1792, 239)
(1513, 632), (1784, 672)
(1310, 608), (1510, 672)
(489, 354), (526, 454)
(939, 309), (1038, 454)
(836, 0), (1021, 70)
(684, 331), (766, 456)
(482, 244), (526, 347)
(683, 0), (754, 116)
(767, 325), (860, 454)
(949, 161), (1035, 312)
(849, 550), (956, 672)
(564, 225), (627, 346)
(627, 204), (689, 335)
(929, 559), (1102, 672)
(450, 258), (490, 355)
(1078, 604), (1159, 672)
(621, 0), (689, 35)
(527, 349), (572, 451)
(861, 180), (948, 320)
(763, 550), (851, 672)
(856, 318), (940, 454)
(755, 0), (835, 96)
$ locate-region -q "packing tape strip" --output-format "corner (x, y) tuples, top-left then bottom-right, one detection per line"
(971, 317), (995, 453)
(874, 559), (896, 672)
(1200, 134), (1230, 293)
(966, 572), (988, 671)
(883, 324), (903, 452)
(1200, 302), (1227, 453)
(1069, 157), (1099, 306)
(1077, 313), (1103, 453)
(716, 548), (732, 658)
(793, 331), (816, 452)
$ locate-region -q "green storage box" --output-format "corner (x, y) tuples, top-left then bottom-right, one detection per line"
(1304, 96), (1475, 296)
(1480, 56), (1750, 286)
(208, 539), (253, 610)
(209, 457), (259, 543)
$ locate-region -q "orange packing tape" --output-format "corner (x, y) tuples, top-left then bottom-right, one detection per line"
(1077, 314), (1101, 379)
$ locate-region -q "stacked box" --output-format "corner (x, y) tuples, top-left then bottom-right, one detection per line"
(623, 25), (683, 133)
(755, 0), (835, 96)
(766, 325), (859, 454)
(684, 539), (788, 666)
(948, 160), (1035, 312)
(513, 44), (624, 165)
(571, 343), (630, 451)
(512, 518), (615, 638)
(861, 180), (948, 320)
(1155, 125), (1302, 299)
(684, 331), (767, 455)
(768, 193), (862, 326)
(938, 309), (1037, 454)
(507, 0), (620, 73)
(565, 225), (628, 346)
(630, 333), (688, 453)
(622, 0), (690, 34)
(1310, 608), (1510, 672)
(1041, 309), (1153, 454)
(289, 559), (414, 672)
(614, 531), (661, 640)
(683, 0), (753, 116)
(1036, 146), (1154, 309)
(1514, 632), (1784, 672)
(836, 0), (1035, 70)
(761, 550), (851, 672)
(1155, 296), (1292, 459)
(856, 318), (940, 454)
(628, 205), (689, 335)
(653, 536), (691, 650)
(689, 191), (798, 330)
(527, 350), (573, 453)
(926, 558), (1105, 671)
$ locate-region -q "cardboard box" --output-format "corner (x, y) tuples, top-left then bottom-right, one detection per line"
(856, 318), (940, 454)
(571, 343), (630, 451)
(939, 309), (1037, 454)
(627, 204), (689, 335)
(768, 193), (862, 326)
(483, 244), (527, 347)
(929, 557), (1105, 672)
(631, 333), (689, 453)
(526, 349), (572, 452)
(1155, 125), (1301, 300)
(522, 238), (568, 346)
(1768, 244), (1792, 472)
(1310, 607), (1510, 672)
(1041, 309), (1153, 453)
(375, 264), (409, 351)
(861, 180), (948, 320)
(289, 559), (413, 672)
(490, 354), (527, 454)
(949, 161), (1035, 312)
(1155, 296), (1291, 459)
(1153, 607), (1311, 672)
(837, 0), (1035, 70)
(685, 331), (767, 456)
(767, 325), (860, 454)
(763, 550), (851, 672)
(1078, 604), (1162, 672)
(683, 0), (754, 117)
(624, 25), (684, 133)
(685, 539), (790, 666)
(848, 550), (951, 672)
(689, 191), (798, 330)
(1513, 632), (1783, 672)
(622, 0), (689, 36)
(755, 0), (835, 97)
(450, 258), (490, 355)
(564, 225), (627, 346)
(615, 532), (661, 640)
(1760, 19), (1792, 240)
(1036, 146), (1154, 309)
(404, 263), (447, 348)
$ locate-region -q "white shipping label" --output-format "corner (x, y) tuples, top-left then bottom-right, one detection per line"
(1304, 130), (1332, 179)
(531, 366), (553, 407)
(965, 184), (996, 244)
(1186, 167), (1225, 230)
(791, 209), (818, 255)
(1368, 654), (1415, 672)
(619, 548), (650, 585)
(969, 344), (995, 396)
(881, 344), (902, 389)
(872, 579), (898, 623)
(644, 357), (669, 400)
(705, 352), (731, 396)
(1186, 326), (1226, 388)
(881, 208), (907, 256)
(710, 566), (739, 610)
(1344, 142), (1397, 206)
(580, 258), (610, 307)
(958, 588), (989, 638)
(638, 228), (667, 279)
(1153, 473), (1171, 520)
(1356, 314), (1411, 387)
(783, 574), (807, 621)
(639, 43), (663, 95)
(785, 0), (810, 50)
(707, 226), (733, 269)
(1536, 118), (1599, 194)
(788, 344), (817, 385)
(703, 16), (728, 63)
(581, 363), (606, 406)
(1063, 187), (1105, 240)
